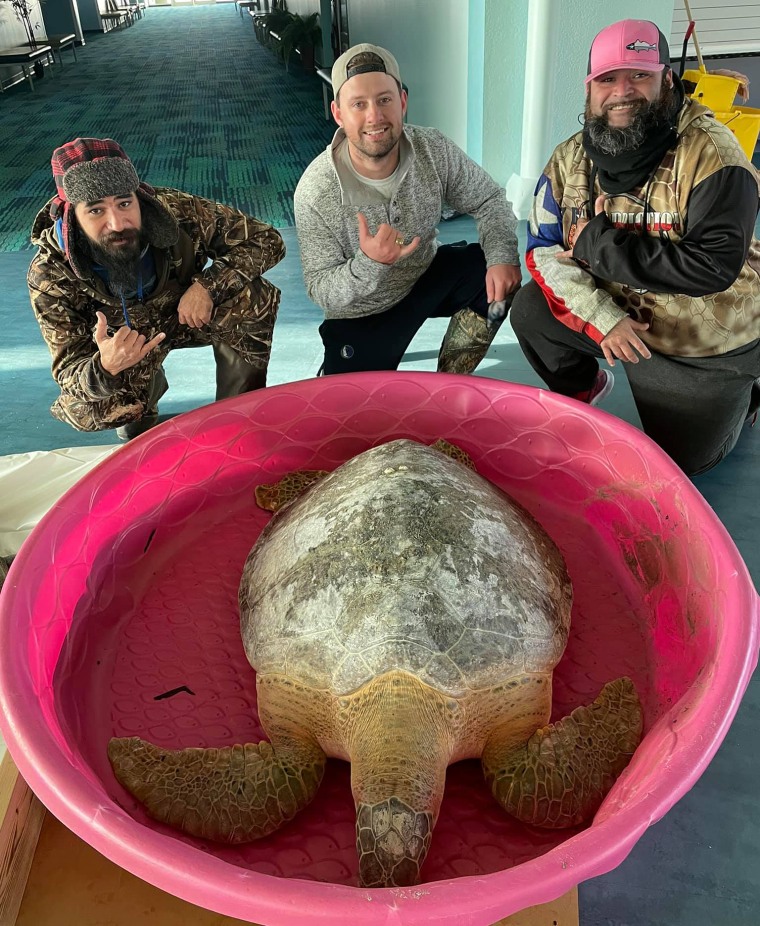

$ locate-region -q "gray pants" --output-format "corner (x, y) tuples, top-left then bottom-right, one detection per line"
(511, 281), (760, 476)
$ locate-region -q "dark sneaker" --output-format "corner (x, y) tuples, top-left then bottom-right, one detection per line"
(116, 412), (159, 442)
(573, 369), (614, 407)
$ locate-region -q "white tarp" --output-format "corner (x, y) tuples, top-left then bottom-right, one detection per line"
(0, 445), (118, 558)
(0, 444), (118, 758)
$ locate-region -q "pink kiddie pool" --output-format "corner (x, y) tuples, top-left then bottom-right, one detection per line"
(0, 373), (758, 926)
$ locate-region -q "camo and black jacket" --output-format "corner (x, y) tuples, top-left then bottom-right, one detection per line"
(28, 188), (285, 431)
(526, 98), (760, 357)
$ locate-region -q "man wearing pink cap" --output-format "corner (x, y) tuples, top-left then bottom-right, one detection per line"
(510, 19), (760, 476)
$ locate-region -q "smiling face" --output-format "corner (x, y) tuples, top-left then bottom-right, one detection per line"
(587, 68), (667, 127)
(331, 71), (407, 177)
(584, 68), (676, 156)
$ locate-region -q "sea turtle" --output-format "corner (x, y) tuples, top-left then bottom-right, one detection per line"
(108, 438), (642, 888)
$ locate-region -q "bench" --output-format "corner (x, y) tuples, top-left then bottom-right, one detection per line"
(248, 8), (274, 46)
(23, 34), (77, 67)
(237, 0), (269, 14)
(100, 0), (131, 32)
(268, 29), (302, 70)
(116, 1), (141, 26)
(237, 0), (258, 20)
(0, 44), (53, 92)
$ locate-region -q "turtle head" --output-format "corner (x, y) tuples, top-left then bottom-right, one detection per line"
(356, 796), (433, 887)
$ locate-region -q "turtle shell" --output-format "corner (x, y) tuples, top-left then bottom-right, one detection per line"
(239, 440), (571, 697)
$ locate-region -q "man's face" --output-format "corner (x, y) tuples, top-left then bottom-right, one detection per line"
(74, 193), (142, 262)
(587, 68), (666, 128)
(584, 69), (675, 155)
(331, 72), (407, 163)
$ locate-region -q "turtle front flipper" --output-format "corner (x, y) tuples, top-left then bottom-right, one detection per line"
(255, 470), (329, 511)
(430, 438), (476, 470)
(108, 734), (326, 843)
(482, 677), (643, 829)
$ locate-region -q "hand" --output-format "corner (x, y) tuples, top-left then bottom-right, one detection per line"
(95, 311), (165, 376)
(178, 281), (214, 328)
(486, 263), (521, 303)
(357, 212), (421, 265)
(556, 194), (607, 259)
(600, 317), (652, 366)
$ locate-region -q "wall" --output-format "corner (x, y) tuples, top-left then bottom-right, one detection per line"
(42, 0), (85, 44)
(544, 1), (673, 147)
(286, 0), (319, 16)
(76, 0), (103, 33)
(480, 0), (529, 187)
(346, 0), (470, 149)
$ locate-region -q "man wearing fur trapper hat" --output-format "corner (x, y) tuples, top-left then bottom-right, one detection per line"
(28, 138), (285, 439)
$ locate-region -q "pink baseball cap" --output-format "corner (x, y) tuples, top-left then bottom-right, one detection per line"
(586, 19), (671, 84)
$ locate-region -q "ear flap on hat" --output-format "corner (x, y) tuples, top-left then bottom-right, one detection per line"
(60, 199), (95, 281)
(49, 197), (64, 221)
(136, 183), (179, 249)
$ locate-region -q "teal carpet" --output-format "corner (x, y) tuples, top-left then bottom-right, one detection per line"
(0, 6), (334, 252)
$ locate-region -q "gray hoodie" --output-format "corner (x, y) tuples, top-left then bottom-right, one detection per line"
(294, 125), (519, 319)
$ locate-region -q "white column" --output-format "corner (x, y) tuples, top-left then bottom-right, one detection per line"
(506, 0), (556, 218)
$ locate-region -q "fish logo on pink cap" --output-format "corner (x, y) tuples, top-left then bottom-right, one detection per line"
(586, 19), (671, 84)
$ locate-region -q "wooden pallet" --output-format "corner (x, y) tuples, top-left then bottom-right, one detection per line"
(1, 754), (578, 925)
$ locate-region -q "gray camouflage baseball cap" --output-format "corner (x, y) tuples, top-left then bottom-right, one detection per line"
(331, 44), (402, 98)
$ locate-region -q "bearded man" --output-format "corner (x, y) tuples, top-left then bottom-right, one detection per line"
(294, 44), (521, 376)
(28, 138), (284, 440)
(510, 19), (760, 476)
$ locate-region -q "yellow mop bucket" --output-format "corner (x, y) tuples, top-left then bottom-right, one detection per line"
(682, 68), (760, 161)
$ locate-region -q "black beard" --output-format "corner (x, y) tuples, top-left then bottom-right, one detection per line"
(78, 225), (148, 295)
(584, 83), (678, 155)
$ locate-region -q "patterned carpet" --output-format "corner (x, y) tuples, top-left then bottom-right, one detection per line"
(0, 6), (335, 251)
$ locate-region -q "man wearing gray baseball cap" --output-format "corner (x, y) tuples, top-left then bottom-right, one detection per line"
(294, 43), (521, 375)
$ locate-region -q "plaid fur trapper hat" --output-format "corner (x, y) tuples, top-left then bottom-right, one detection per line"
(50, 138), (179, 279)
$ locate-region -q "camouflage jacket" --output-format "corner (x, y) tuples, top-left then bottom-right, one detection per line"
(526, 99), (760, 357)
(28, 188), (285, 421)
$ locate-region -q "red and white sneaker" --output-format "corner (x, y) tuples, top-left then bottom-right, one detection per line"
(573, 369), (614, 406)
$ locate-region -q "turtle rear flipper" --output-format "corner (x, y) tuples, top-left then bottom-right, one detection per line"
(482, 677), (642, 828)
(108, 735), (325, 842)
(255, 469), (329, 511)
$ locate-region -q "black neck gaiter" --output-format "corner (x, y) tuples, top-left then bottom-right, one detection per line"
(582, 77), (685, 194)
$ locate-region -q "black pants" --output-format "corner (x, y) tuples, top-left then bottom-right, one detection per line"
(319, 242), (488, 373)
(511, 280), (760, 476)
